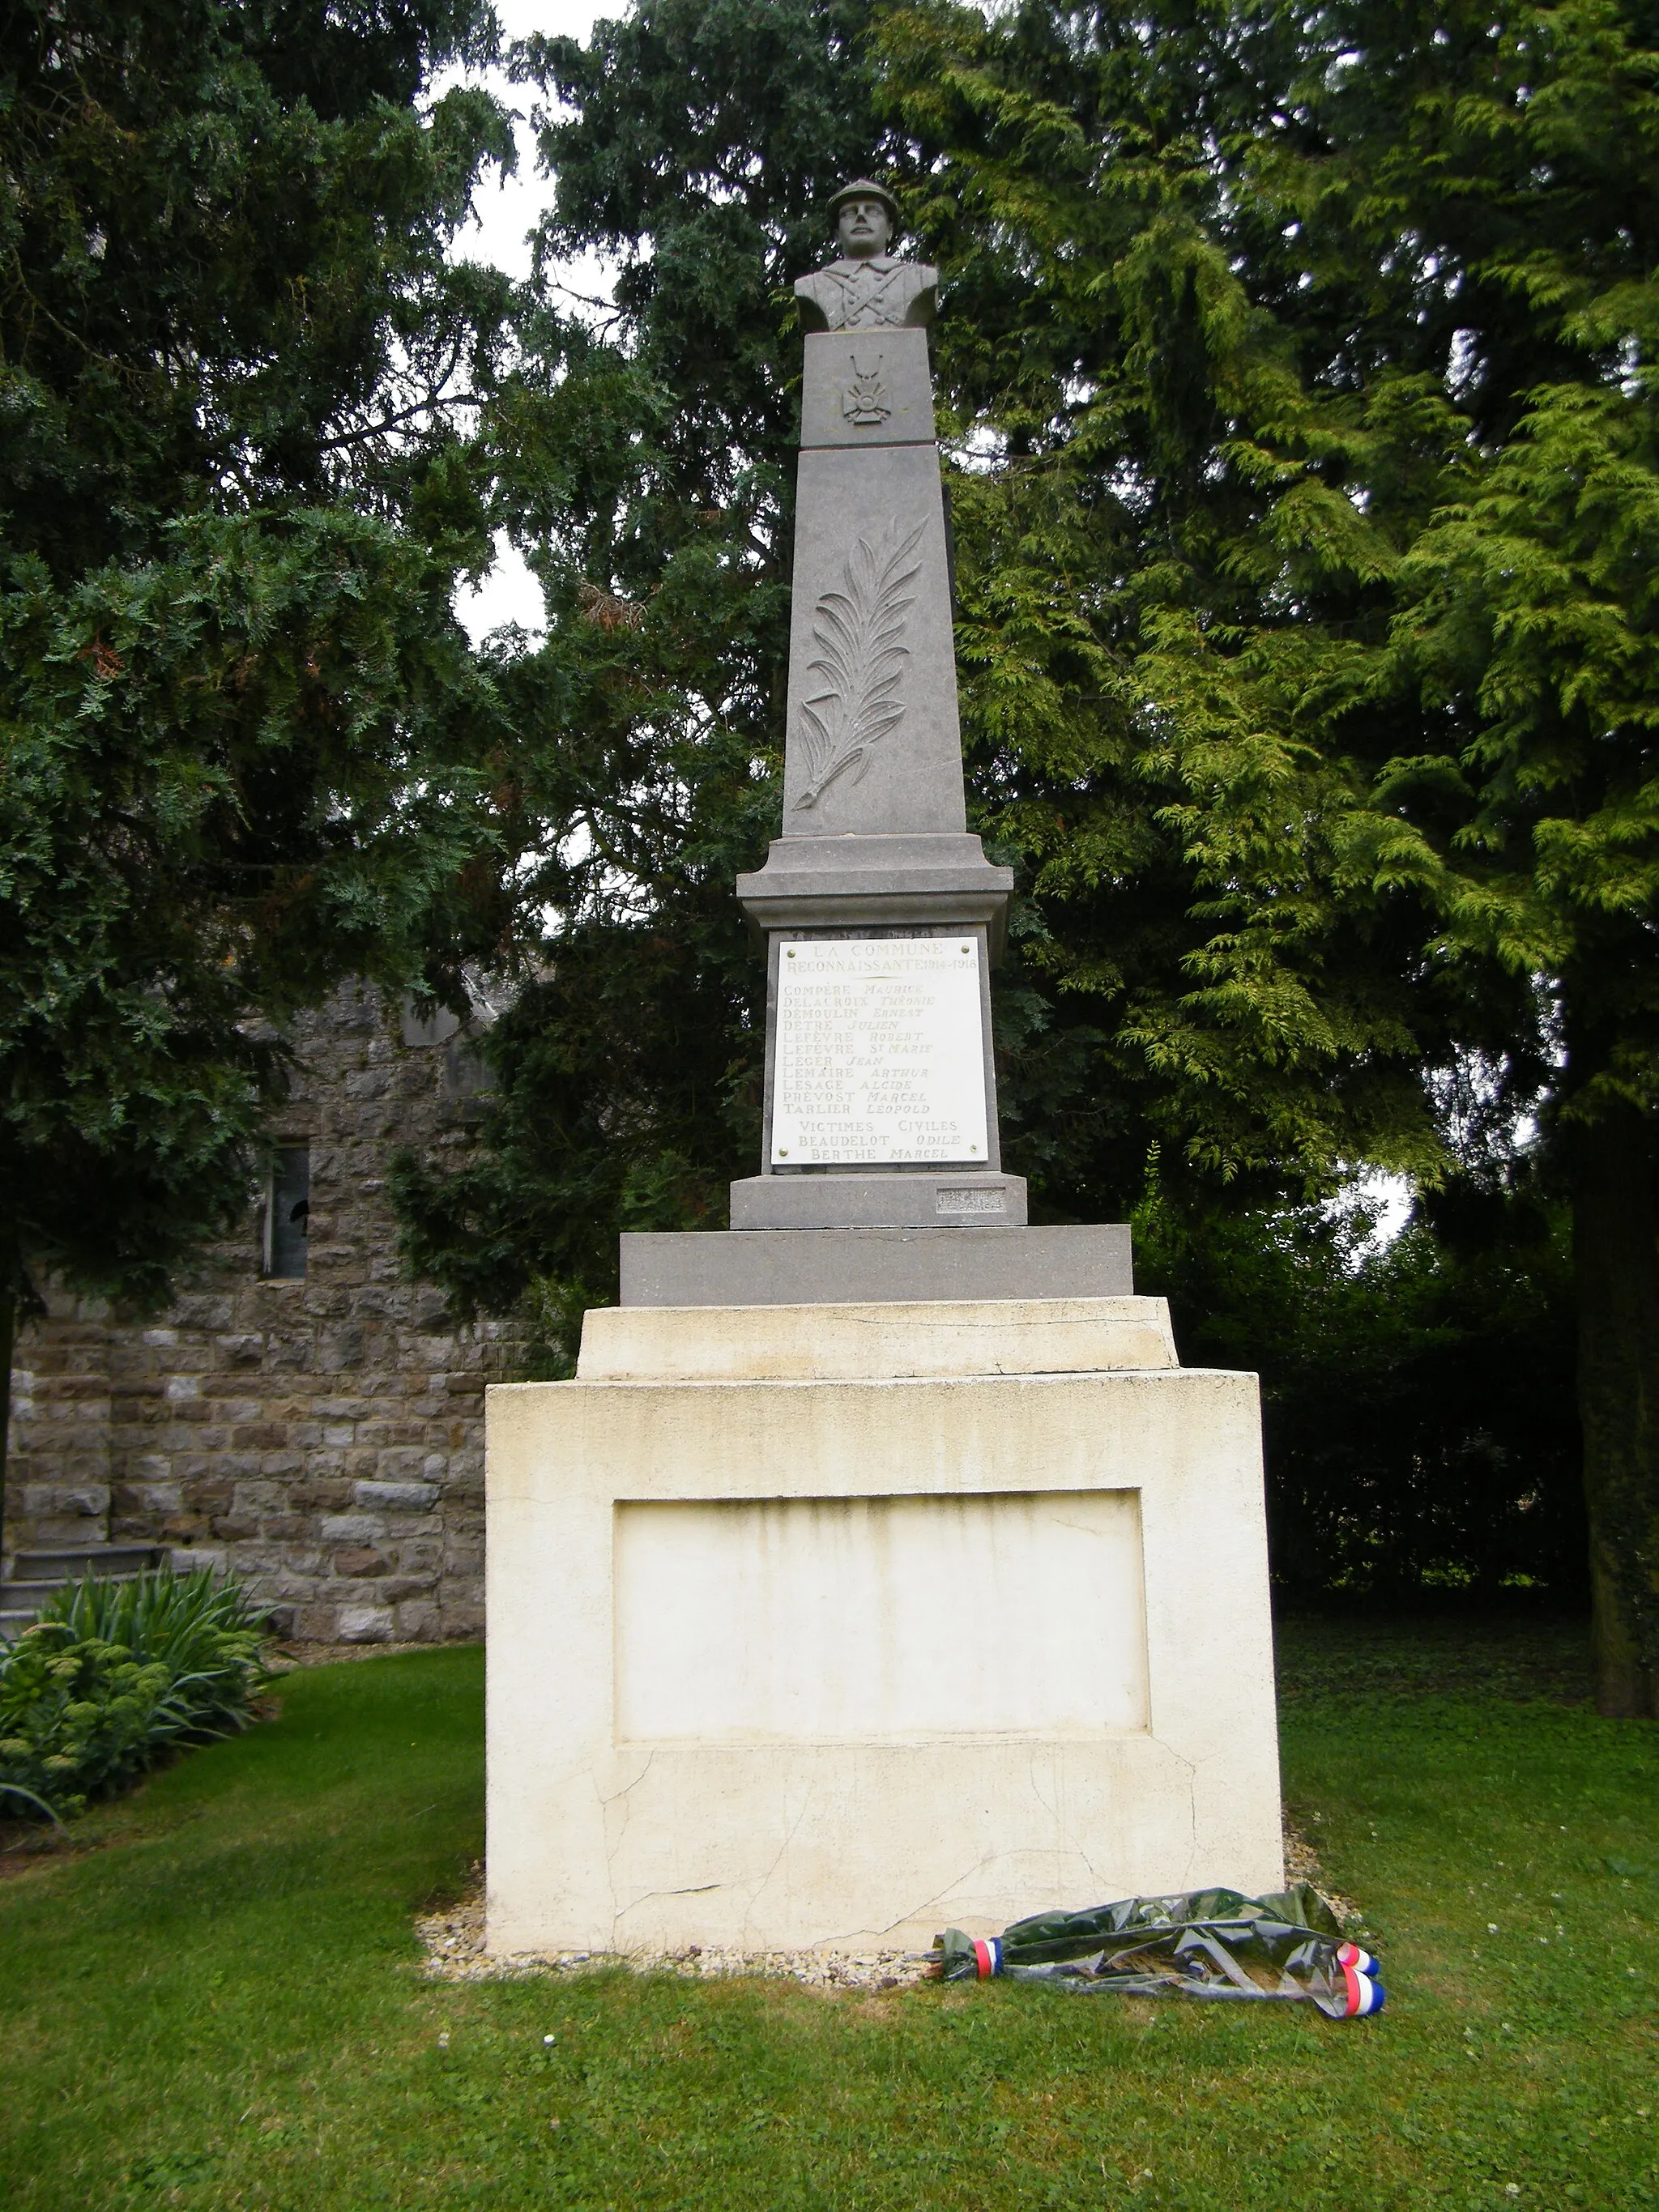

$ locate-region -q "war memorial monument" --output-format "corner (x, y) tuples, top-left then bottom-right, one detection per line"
(485, 184), (1284, 1957)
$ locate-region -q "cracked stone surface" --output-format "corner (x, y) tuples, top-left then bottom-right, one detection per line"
(416, 1887), (929, 1994)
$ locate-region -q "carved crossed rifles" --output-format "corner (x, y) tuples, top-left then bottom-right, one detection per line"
(842, 351), (890, 424)
(792, 521), (927, 811)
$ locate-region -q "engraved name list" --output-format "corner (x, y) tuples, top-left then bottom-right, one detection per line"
(770, 938), (989, 1166)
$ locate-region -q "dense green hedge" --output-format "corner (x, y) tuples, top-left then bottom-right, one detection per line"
(0, 1568), (274, 1820)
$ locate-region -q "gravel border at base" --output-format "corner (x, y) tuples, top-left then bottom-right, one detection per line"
(1282, 1818), (1364, 1929)
(415, 1890), (929, 1993)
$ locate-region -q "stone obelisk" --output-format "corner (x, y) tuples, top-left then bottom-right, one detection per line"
(732, 179), (1021, 1234)
(617, 180), (1133, 1301)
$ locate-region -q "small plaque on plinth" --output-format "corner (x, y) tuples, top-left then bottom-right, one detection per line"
(770, 936), (988, 1166)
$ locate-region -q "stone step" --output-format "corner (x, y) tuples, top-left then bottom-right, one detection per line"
(0, 1543), (167, 1639)
(6, 1541), (164, 1583)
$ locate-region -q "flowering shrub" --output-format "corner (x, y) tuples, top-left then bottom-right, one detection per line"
(0, 1567), (273, 1819)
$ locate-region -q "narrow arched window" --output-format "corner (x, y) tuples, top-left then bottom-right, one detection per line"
(262, 1147), (310, 1280)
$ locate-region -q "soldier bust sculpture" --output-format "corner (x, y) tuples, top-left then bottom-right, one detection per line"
(793, 177), (936, 333)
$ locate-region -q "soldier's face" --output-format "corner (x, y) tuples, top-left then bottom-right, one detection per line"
(838, 198), (890, 258)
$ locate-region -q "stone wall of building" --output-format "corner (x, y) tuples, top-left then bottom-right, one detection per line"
(6, 1319), (114, 1554)
(3, 983), (519, 1643)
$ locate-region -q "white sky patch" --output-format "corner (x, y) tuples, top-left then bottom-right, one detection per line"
(437, 0), (611, 283)
(455, 527), (545, 643)
(1328, 1169), (1415, 1262)
(950, 421), (1007, 474)
(435, 1), (621, 642)
(1448, 326), (1479, 394)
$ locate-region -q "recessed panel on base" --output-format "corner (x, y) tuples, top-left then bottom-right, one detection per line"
(613, 1489), (1149, 1742)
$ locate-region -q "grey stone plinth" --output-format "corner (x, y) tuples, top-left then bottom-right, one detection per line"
(736, 832), (1013, 948)
(800, 327), (936, 448)
(731, 1171), (1029, 1231)
(618, 1225), (1134, 1307)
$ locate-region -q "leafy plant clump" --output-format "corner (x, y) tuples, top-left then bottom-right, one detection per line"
(0, 1568), (275, 1820)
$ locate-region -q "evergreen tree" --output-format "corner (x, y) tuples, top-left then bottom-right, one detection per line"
(873, 0), (1659, 1709)
(0, 0), (518, 1532)
(1134, 1171), (1583, 1605)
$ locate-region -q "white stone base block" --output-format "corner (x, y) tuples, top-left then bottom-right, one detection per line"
(485, 1297), (1282, 1956)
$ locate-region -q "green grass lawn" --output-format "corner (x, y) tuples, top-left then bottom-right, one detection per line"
(2, 1620), (1654, 2211)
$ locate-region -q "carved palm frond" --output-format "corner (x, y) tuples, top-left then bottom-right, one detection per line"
(792, 522), (926, 809)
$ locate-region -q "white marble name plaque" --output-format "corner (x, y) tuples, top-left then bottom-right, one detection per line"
(770, 936), (988, 1166)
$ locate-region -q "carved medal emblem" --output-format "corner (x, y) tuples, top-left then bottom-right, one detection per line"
(842, 351), (891, 426)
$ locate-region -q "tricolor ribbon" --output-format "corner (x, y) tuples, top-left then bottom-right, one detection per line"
(1336, 1941), (1385, 2016)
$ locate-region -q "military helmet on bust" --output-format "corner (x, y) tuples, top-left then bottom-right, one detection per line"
(826, 177), (902, 234)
